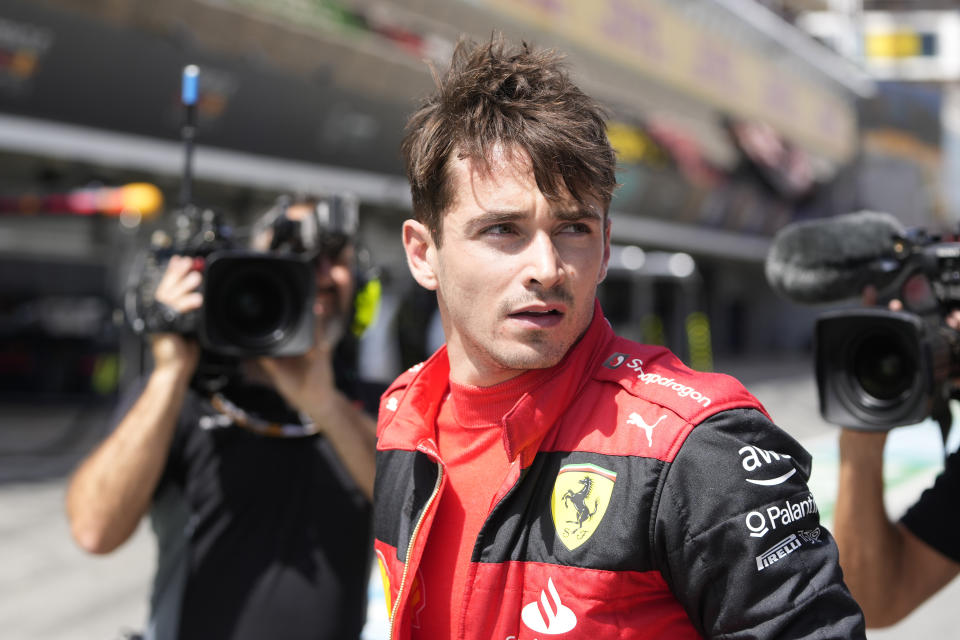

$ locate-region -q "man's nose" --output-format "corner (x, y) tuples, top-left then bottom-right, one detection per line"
(524, 232), (565, 289)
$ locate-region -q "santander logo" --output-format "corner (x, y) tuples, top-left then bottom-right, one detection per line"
(521, 577), (577, 634)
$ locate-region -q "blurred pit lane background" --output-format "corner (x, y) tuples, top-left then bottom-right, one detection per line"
(3, 0), (960, 638)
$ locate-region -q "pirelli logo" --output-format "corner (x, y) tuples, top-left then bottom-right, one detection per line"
(756, 534), (802, 571)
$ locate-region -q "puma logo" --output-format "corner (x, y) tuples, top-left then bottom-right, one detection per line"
(627, 412), (666, 447)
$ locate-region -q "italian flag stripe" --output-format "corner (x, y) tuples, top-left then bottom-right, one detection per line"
(558, 463), (618, 481)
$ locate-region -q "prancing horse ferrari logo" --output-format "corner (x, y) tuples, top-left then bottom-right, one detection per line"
(551, 463), (617, 551)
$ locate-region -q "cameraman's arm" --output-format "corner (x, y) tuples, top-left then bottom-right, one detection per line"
(66, 256), (202, 554)
(835, 429), (900, 625)
(260, 341), (377, 501)
(66, 344), (194, 553)
(836, 288), (960, 624)
(304, 386), (377, 502)
(836, 429), (960, 626)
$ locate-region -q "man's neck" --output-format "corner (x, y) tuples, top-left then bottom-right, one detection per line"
(447, 357), (529, 388)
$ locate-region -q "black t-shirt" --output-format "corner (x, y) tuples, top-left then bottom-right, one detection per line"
(901, 447), (960, 564)
(135, 369), (382, 640)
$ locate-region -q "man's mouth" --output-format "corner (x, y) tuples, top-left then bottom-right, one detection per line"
(507, 305), (566, 327)
(510, 309), (562, 318)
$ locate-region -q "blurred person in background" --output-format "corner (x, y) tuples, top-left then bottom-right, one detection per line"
(834, 286), (960, 628)
(372, 35), (865, 639)
(65, 195), (379, 640)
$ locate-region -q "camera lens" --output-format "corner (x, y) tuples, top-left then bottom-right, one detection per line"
(201, 252), (315, 357)
(850, 333), (915, 403)
(210, 265), (296, 349)
(225, 274), (288, 338)
(816, 309), (932, 428)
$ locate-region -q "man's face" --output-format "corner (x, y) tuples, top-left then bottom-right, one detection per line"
(403, 146), (610, 386)
(311, 242), (355, 344)
(256, 203), (355, 344)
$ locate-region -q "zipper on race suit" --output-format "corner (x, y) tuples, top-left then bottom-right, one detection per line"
(390, 447), (444, 640)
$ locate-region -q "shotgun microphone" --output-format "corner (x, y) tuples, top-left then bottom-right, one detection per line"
(765, 211), (905, 304)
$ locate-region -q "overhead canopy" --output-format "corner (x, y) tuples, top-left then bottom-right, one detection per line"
(4, 0), (870, 170)
(0, 0), (873, 260)
(0, 113), (411, 208)
(472, 0), (869, 167)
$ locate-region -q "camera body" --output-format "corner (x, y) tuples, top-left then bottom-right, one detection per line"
(128, 206), (316, 362)
(816, 308), (959, 429)
(815, 229), (960, 430)
(198, 251), (314, 356)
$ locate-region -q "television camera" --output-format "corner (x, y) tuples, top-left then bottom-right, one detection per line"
(767, 211), (960, 431)
(124, 65), (345, 388)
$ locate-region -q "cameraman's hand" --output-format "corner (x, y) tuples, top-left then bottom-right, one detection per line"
(258, 323), (338, 417)
(860, 284), (900, 310)
(259, 324), (377, 500)
(863, 285), (960, 382)
(151, 255), (202, 376)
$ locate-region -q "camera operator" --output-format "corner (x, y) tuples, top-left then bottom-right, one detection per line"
(65, 196), (378, 640)
(834, 284), (960, 628)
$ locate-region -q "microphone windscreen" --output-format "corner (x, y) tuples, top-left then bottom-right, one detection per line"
(765, 211), (905, 304)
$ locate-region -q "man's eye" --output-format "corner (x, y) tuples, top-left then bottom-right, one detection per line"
(559, 222), (591, 234)
(484, 223), (516, 235)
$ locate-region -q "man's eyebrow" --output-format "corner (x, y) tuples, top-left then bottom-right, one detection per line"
(464, 207), (601, 234)
(554, 207), (602, 222)
(464, 210), (524, 234)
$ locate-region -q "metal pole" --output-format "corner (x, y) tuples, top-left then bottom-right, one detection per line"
(178, 64), (199, 211)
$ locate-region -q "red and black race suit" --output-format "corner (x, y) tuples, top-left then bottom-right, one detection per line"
(374, 304), (865, 639)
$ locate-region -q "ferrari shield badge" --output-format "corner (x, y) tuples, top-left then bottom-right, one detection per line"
(551, 463), (617, 551)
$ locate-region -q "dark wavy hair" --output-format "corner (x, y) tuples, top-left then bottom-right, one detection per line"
(401, 35), (618, 245)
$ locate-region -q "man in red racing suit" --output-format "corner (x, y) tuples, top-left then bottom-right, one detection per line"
(374, 303), (865, 639)
(374, 34), (865, 639)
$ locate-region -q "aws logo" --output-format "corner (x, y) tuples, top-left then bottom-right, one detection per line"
(739, 445), (796, 486)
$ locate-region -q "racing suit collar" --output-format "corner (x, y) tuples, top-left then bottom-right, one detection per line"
(500, 298), (614, 466)
(395, 299), (614, 466)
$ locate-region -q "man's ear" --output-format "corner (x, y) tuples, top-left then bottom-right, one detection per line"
(403, 219), (439, 291)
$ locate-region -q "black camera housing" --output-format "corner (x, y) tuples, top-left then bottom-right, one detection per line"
(127, 70), (332, 376)
(128, 206), (318, 368)
(135, 248), (315, 358)
(816, 308), (958, 429)
(199, 251), (315, 357)
(813, 225), (960, 430)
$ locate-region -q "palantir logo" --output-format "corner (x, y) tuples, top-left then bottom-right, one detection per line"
(744, 493), (819, 538)
(521, 577), (577, 634)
